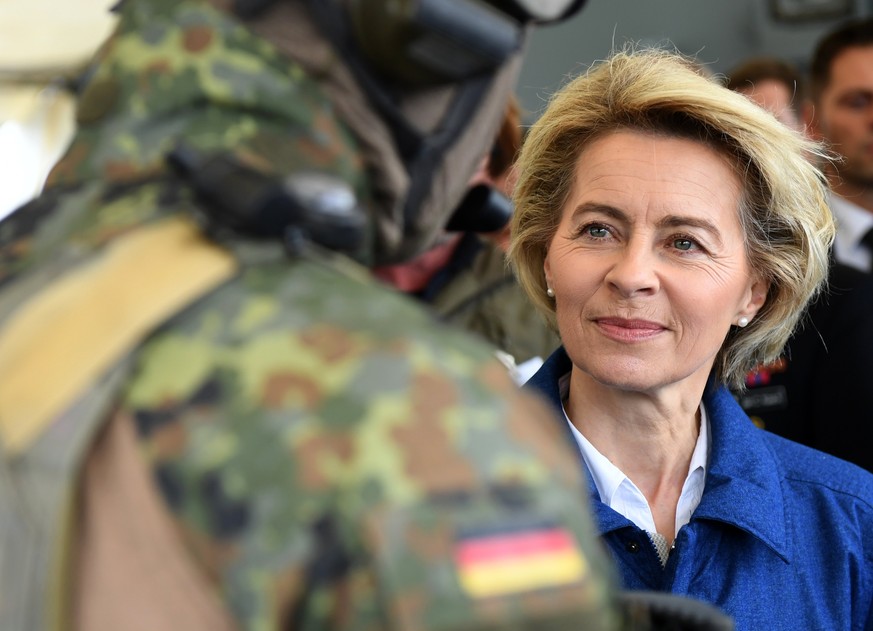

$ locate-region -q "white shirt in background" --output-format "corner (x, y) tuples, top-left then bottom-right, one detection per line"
(829, 192), (873, 272)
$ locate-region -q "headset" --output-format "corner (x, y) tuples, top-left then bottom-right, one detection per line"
(233, 0), (587, 86)
(219, 0), (587, 249)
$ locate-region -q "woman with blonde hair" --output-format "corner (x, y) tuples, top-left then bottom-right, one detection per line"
(511, 48), (873, 630)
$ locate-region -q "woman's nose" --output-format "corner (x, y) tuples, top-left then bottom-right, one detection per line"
(603, 242), (660, 297)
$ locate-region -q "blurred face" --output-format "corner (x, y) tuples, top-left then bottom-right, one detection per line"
(808, 45), (873, 187)
(737, 79), (801, 131)
(544, 130), (766, 395)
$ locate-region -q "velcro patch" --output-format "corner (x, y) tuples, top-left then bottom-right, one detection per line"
(454, 523), (588, 599)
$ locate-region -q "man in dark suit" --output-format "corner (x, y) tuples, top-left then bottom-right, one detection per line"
(802, 18), (873, 272)
(736, 261), (873, 471)
(726, 50), (873, 472)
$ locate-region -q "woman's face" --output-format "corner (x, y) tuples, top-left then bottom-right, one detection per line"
(544, 130), (767, 395)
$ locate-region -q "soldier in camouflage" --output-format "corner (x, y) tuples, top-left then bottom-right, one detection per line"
(0, 1), (732, 630)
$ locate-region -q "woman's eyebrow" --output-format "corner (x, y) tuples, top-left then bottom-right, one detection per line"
(657, 215), (723, 247)
(571, 202), (627, 221)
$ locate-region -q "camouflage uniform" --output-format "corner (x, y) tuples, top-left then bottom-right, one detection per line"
(427, 235), (561, 366)
(0, 1), (623, 630)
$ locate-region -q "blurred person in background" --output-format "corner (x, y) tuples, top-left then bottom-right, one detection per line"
(726, 51), (873, 471)
(804, 17), (873, 272)
(725, 55), (804, 131)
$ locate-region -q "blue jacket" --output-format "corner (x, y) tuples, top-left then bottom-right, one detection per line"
(525, 347), (873, 631)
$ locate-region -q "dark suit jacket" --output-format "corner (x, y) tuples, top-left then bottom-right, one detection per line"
(736, 261), (873, 472)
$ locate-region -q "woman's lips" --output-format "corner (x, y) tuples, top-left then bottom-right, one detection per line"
(595, 317), (666, 342)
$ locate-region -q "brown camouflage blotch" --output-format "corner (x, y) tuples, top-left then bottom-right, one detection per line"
(183, 25), (215, 54)
(103, 159), (146, 183)
(46, 142), (91, 186)
(328, 576), (354, 629)
(411, 372), (459, 422)
(261, 372), (321, 408)
(517, 585), (585, 613)
(298, 324), (359, 363)
(4, 235), (32, 260)
(146, 59), (173, 76)
(233, 147), (277, 175)
(296, 108), (357, 168)
(400, 519), (453, 564)
(344, 567), (380, 624)
(292, 137), (335, 168)
(388, 587), (429, 631)
(294, 432), (355, 490)
(150, 396), (183, 412)
(479, 360), (515, 393)
(138, 59), (174, 92)
(391, 396), (477, 493)
(505, 393), (579, 485)
(472, 595), (514, 624)
(272, 566), (306, 630)
(175, 521), (242, 584)
(149, 421), (189, 459)
(386, 337), (411, 355)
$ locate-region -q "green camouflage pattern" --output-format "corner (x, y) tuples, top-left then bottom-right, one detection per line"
(429, 237), (561, 365)
(117, 248), (619, 630)
(35, 0), (371, 263)
(54, 0), (366, 182)
(0, 1), (623, 629)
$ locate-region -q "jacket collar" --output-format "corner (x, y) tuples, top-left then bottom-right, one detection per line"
(524, 347), (790, 562)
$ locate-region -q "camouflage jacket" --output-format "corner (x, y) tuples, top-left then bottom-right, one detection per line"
(427, 235), (560, 365)
(0, 1), (619, 630)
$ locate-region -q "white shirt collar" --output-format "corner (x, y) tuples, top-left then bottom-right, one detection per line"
(558, 372), (709, 537)
(829, 192), (873, 271)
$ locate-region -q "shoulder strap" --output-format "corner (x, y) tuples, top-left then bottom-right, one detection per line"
(0, 215), (238, 631)
(0, 215), (237, 454)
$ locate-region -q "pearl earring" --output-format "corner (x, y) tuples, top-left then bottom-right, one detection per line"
(546, 287), (555, 298)
(737, 316), (749, 328)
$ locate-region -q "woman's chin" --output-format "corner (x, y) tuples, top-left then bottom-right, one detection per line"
(574, 360), (666, 394)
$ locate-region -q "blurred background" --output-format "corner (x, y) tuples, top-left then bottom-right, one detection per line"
(0, 0), (117, 220)
(517, 0), (873, 118)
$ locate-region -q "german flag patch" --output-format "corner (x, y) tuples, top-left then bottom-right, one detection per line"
(454, 522), (588, 598)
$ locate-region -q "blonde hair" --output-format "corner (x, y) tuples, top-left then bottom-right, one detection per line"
(509, 48), (835, 389)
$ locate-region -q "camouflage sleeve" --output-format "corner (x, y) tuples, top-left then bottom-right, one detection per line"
(120, 255), (619, 631)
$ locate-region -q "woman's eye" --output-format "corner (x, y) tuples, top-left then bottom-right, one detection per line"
(672, 237), (701, 252)
(586, 225), (610, 238)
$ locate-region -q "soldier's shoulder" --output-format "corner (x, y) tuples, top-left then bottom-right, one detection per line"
(0, 185), (79, 286)
(127, 253), (517, 420)
(0, 180), (182, 289)
(122, 254), (608, 629)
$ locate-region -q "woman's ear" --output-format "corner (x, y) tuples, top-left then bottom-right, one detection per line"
(543, 255), (552, 290)
(741, 277), (769, 320)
